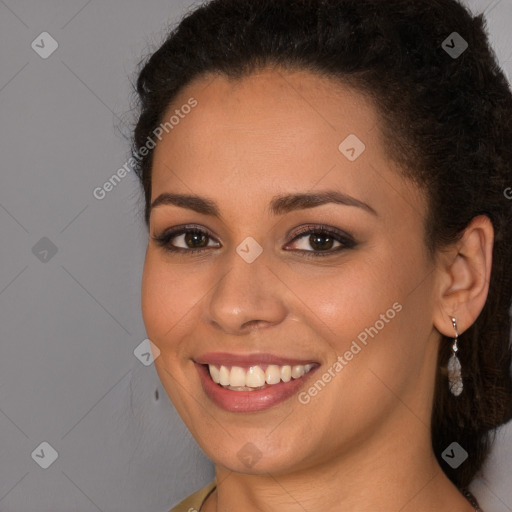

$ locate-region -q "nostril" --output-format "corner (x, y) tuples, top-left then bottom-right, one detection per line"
(154, 388), (159, 401)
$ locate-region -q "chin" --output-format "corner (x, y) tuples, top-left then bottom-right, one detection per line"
(199, 433), (317, 476)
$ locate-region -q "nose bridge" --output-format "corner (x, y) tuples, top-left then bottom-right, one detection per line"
(205, 243), (287, 333)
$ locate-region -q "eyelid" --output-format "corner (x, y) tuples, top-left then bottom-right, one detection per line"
(152, 223), (219, 242)
(286, 224), (355, 246)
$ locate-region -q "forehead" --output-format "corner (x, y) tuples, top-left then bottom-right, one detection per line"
(150, 68), (424, 223)
(153, 70), (374, 174)
(157, 68), (377, 145)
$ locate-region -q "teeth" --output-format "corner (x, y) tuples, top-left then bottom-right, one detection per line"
(246, 366), (266, 387)
(280, 365), (291, 382)
(219, 365), (230, 386)
(208, 363), (315, 390)
(230, 366), (246, 387)
(291, 365), (305, 379)
(265, 365), (281, 385)
(209, 364), (220, 384)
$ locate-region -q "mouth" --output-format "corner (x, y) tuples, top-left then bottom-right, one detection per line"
(194, 354), (320, 412)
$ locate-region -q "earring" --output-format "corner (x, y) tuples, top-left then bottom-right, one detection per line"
(447, 317), (463, 396)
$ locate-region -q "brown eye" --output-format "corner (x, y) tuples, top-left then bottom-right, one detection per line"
(286, 225), (356, 257)
(152, 226), (220, 253)
(152, 224), (356, 257)
(308, 233), (336, 251)
(183, 231), (209, 248)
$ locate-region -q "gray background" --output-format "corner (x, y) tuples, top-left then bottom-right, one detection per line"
(0, 0), (511, 511)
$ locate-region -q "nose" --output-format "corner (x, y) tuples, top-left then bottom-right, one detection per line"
(204, 250), (288, 335)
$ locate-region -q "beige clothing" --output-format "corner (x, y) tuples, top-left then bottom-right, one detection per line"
(168, 481), (216, 512)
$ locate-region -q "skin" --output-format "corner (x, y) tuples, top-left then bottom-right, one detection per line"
(141, 67), (493, 511)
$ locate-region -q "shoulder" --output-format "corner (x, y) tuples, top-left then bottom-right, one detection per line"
(168, 481), (216, 512)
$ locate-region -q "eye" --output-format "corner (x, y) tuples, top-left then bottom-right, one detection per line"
(152, 225), (220, 254)
(285, 225), (356, 257)
(152, 224), (356, 257)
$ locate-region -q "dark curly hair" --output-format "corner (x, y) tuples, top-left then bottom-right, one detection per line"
(131, 0), (512, 490)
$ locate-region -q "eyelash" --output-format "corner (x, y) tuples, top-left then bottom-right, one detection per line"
(152, 224), (356, 258)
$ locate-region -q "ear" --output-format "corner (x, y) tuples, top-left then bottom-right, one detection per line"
(433, 215), (494, 337)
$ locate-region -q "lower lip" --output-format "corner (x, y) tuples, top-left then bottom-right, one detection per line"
(195, 363), (319, 413)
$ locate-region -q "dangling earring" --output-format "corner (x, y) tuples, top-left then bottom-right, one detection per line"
(447, 317), (463, 396)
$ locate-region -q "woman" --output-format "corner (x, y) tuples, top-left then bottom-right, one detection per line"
(131, 0), (512, 510)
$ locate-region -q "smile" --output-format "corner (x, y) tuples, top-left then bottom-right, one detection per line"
(194, 354), (320, 412)
(208, 363), (315, 390)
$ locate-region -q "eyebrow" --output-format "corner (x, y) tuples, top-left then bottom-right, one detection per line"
(150, 190), (377, 218)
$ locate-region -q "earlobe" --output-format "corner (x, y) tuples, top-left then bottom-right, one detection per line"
(433, 215), (494, 337)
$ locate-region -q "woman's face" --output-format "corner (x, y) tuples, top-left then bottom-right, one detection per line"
(141, 68), (442, 475)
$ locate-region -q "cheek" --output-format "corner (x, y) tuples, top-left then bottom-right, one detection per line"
(312, 254), (434, 405)
(280, 256), (396, 345)
(283, 251), (424, 379)
(140, 249), (198, 346)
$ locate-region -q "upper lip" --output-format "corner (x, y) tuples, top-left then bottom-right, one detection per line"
(194, 352), (319, 367)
